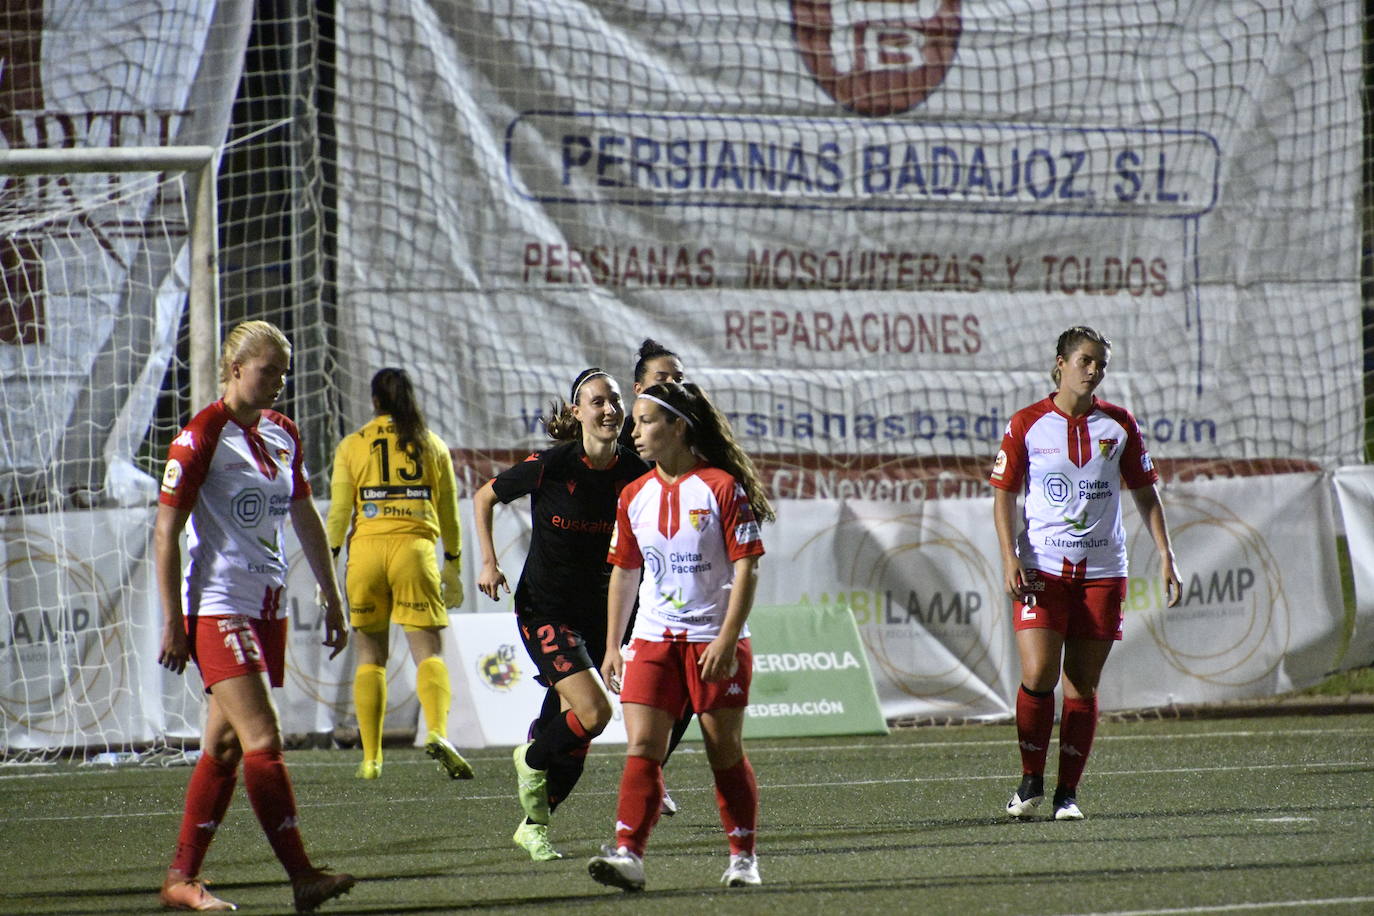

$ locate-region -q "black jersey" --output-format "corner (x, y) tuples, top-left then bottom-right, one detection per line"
(492, 439), (651, 627)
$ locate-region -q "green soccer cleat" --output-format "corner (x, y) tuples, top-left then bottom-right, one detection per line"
(354, 759), (381, 780)
(425, 732), (475, 780)
(512, 820), (564, 862)
(512, 741), (551, 825)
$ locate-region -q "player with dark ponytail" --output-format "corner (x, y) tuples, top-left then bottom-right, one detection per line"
(474, 367), (651, 862)
(590, 381), (772, 892)
(326, 367), (474, 783)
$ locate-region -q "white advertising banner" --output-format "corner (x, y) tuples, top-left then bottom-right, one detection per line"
(0, 474), (1351, 751)
(334, 1), (1362, 466)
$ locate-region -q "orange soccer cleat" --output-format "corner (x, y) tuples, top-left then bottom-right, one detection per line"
(159, 870), (237, 911)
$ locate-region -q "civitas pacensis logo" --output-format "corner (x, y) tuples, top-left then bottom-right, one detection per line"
(792, 0), (962, 116)
(0, 526), (119, 735)
(479, 644), (522, 692)
(1130, 492), (1287, 688)
(786, 507), (1007, 712)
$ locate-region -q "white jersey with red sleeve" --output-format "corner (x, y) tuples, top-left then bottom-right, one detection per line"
(158, 400), (312, 618)
(988, 395), (1157, 579)
(608, 464), (765, 642)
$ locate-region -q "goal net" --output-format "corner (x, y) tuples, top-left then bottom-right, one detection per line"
(0, 149), (217, 760)
(1, 1), (1368, 756)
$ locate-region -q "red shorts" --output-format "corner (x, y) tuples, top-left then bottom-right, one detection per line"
(190, 615), (288, 691)
(619, 637), (752, 717)
(1014, 571), (1126, 641)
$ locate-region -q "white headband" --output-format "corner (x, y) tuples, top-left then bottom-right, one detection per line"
(571, 370), (611, 404)
(638, 393), (694, 427)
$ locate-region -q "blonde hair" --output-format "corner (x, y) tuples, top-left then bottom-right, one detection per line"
(219, 320), (291, 392)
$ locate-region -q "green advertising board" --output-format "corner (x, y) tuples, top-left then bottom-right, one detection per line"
(740, 603), (888, 738)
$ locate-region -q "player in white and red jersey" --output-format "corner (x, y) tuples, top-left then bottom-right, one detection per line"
(618, 338), (692, 818)
(989, 325), (1183, 822)
(154, 320), (354, 913)
(589, 381), (774, 893)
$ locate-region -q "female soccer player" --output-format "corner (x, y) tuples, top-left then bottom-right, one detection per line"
(989, 325), (1183, 821)
(590, 381), (775, 892)
(155, 320), (355, 913)
(617, 338), (685, 452)
(473, 368), (650, 862)
(619, 338), (691, 817)
(325, 367), (474, 782)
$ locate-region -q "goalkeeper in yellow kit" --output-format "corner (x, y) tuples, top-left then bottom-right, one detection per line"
(325, 367), (475, 781)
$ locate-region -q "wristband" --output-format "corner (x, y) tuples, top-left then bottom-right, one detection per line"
(444, 552), (460, 561)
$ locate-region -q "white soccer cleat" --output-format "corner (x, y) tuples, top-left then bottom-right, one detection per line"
(721, 853), (761, 887)
(1053, 795), (1084, 820)
(587, 844), (645, 892)
(660, 790), (678, 817)
(1006, 773), (1044, 818)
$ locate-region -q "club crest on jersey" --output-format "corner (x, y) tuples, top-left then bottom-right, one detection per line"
(792, 0), (962, 115)
(160, 459), (183, 494)
(276, 447), (290, 463)
(1098, 438), (1118, 459)
(991, 449), (1008, 479)
(688, 507), (712, 531)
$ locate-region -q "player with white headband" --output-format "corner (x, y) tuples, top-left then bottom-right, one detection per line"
(473, 367), (650, 862)
(590, 380), (775, 892)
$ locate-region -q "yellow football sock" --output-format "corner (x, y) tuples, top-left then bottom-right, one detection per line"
(353, 663), (387, 764)
(415, 656), (451, 738)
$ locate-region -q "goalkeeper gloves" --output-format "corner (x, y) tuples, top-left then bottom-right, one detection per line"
(441, 556), (464, 608)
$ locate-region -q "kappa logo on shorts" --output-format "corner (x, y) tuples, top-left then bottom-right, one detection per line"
(792, 0), (962, 115)
(726, 683), (744, 696)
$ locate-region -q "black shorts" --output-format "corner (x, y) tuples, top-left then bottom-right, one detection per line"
(517, 614), (605, 687)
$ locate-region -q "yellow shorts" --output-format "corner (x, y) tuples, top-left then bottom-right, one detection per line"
(345, 534), (448, 631)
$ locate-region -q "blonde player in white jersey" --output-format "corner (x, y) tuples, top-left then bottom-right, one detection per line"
(155, 320), (354, 913)
(989, 325), (1183, 821)
(589, 381), (775, 893)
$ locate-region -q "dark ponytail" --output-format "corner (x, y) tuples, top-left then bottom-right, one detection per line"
(371, 368), (428, 460)
(632, 338), (680, 386)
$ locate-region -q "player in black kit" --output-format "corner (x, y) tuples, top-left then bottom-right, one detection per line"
(474, 367), (651, 862)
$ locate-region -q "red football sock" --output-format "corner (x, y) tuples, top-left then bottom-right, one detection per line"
(241, 748), (311, 876)
(712, 757), (758, 856)
(612, 755), (663, 857)
(1016, 684), (1055, 777)
(170, 753), (237, 877)
(1057, 695), (1099, 793)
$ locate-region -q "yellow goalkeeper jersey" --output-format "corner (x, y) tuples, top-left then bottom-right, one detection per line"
(325, 415), (461, 557)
